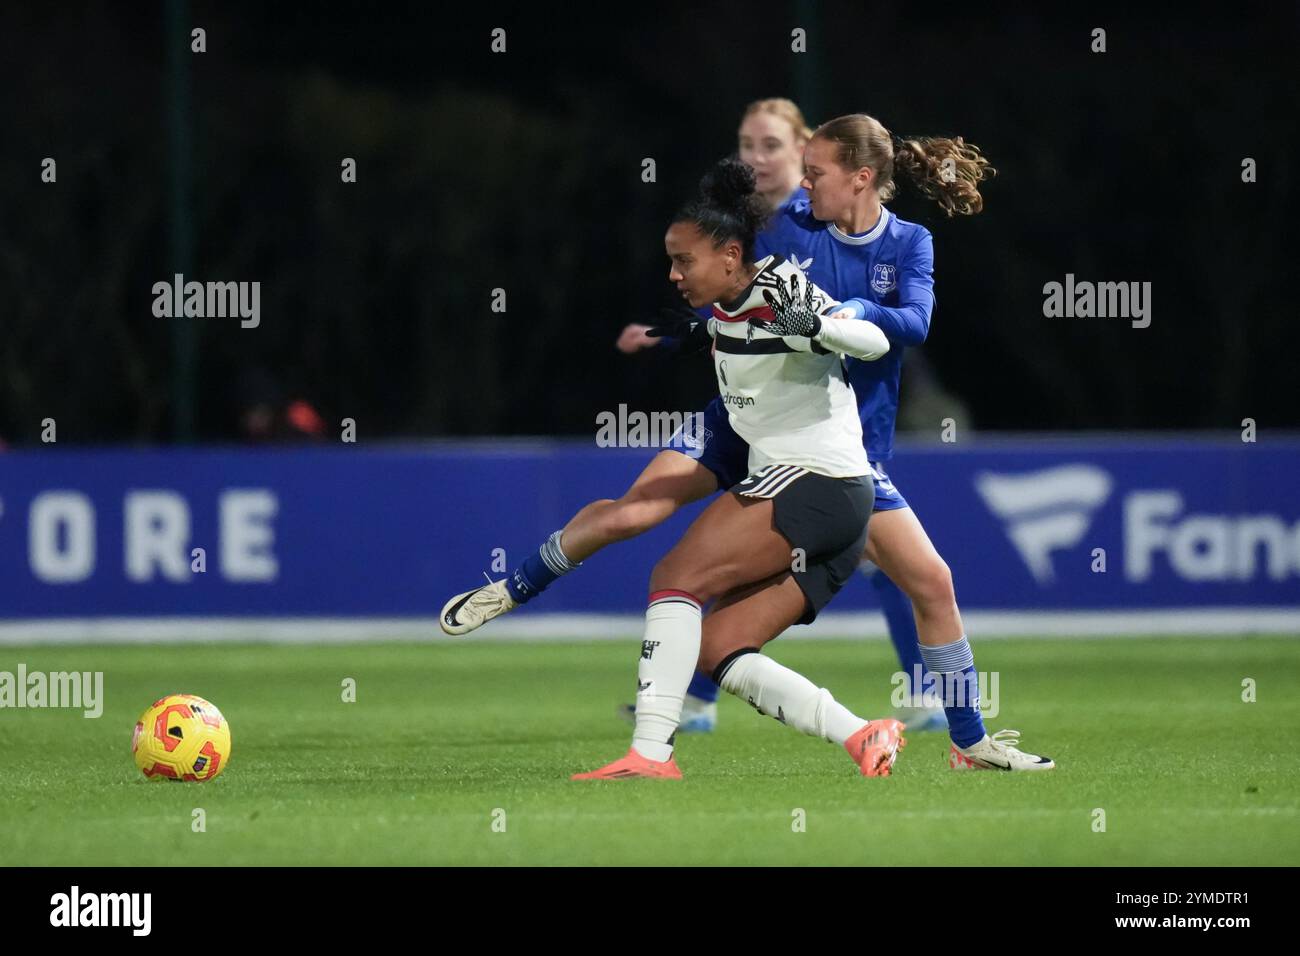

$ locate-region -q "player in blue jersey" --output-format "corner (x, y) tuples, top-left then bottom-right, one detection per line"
(442, 112), (1055, 771)
(751, 113), (1052, 770)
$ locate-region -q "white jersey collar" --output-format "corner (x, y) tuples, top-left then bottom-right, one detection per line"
(829, 206), (891, 246)
(716, 255), (778, 316)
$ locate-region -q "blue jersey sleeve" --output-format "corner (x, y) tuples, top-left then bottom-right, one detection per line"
(843, 229), (935, 346)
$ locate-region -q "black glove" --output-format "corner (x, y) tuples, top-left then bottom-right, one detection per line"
(647, 305), (712, 355)
(753, 273), (824, 339)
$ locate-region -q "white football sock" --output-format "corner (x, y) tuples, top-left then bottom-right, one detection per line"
(717, 652), (865, 745)
(631, 593), (702, 762)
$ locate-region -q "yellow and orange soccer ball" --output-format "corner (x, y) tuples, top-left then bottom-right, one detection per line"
(131, 694), (232, 782)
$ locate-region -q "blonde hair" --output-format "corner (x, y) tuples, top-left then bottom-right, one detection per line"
(813, 113), (995, 217)
(742, 98), (814, 145)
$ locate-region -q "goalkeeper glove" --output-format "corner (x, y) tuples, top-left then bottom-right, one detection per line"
(751, 272), (824, 339)
(646, 305), (712, 355)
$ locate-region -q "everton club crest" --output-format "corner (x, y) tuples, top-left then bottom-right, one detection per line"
(870, 263), (897, 295)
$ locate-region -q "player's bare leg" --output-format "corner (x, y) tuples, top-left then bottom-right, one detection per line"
(863, 510), (950, 731)
(578, 493), (900, 780)
(440, 451), (715, 635)
(697, 574), (905, 776)
(864, 508), (962, 649)
(645, 487), (828, 601)
(559, 450), (718, 561)
(575, 493), (798, 779)
(865, 507), (1054, 770)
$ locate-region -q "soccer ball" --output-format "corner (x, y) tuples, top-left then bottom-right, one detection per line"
(131, 694), (232, 782)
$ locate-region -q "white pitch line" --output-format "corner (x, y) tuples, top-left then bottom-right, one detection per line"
(0, 609), (1296, 644)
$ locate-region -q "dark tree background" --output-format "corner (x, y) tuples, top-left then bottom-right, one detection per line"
(1, 1), (1295, 444)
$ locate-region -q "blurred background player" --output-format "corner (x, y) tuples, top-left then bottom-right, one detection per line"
(617, 98), (811, 353)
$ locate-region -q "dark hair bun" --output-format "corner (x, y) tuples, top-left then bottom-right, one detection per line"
(699, 158), (757, 210)
(670, 156), (771, 265)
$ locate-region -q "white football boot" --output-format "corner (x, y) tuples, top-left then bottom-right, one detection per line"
(440, 578), (517, 635)
(949, 729), (1055, 771)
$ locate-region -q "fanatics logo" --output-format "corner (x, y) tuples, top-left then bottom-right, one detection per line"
(974, 464), (1112, 585)
(870, 263), (897, 295)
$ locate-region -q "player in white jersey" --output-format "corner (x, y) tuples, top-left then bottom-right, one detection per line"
(573, 159), (906, 779)
(618, 99), (943, 735)
(445, 99), (948, 740)
(709, 257), (885, 476)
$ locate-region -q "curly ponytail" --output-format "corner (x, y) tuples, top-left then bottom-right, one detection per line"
(891, 135), (993, 216)
(814, 115), (995, 217)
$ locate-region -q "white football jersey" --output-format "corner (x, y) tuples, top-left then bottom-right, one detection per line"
(708, 256), (884, 479)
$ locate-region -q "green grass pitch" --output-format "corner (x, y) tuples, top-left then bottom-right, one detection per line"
(1, 636), (1297, 866)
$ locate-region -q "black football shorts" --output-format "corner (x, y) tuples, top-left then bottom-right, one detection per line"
(731, 465), (872, 624)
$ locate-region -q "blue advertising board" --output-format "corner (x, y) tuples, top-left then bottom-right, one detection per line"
(1, 437), (1297, 618)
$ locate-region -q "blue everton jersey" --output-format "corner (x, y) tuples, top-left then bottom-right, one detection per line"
(755, 200), (935, 461)
(776, 185), (809, 210)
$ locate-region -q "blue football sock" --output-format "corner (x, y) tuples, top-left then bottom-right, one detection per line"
(686, 669), (720, 703)
(919, 636), (987, 748)
(870, 571), (935, 700)
(505, 530), (580, 604)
